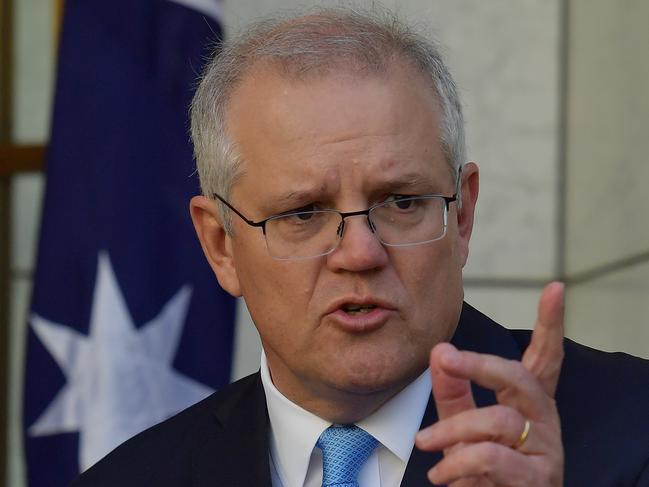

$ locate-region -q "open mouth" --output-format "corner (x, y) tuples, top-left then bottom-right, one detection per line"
(341, 304), (377, 315)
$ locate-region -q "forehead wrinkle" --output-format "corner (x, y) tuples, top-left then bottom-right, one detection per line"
(318, 131), (399, 147)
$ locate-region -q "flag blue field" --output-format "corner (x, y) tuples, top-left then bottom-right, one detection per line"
(23, 1), (234, 485)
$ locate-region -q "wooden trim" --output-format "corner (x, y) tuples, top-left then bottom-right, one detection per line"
(0, 145), (46, 176)
(54, 0), (65, 51)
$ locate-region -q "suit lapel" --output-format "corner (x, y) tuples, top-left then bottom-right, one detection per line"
(192, 372), (272, 487)
(400, 395), (443, 486)
(401, 302), (524, 486)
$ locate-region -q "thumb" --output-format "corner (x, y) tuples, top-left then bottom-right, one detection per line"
(430, 343), (476, 420)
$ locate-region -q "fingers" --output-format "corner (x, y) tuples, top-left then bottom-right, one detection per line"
(419, 284), (566, 487)
(427, 442), (562, 487)
(417, 404), (561, 455)
(433, 345), (554, 419)
(416, 405), (528, 453)
(430, 283), (565, 418)
(430, 342), (477, 421)
(523, 281), (565, 396)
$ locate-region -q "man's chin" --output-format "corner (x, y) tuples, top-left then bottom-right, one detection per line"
(311, 376), (409, 423)
(327, 367), (417, 400)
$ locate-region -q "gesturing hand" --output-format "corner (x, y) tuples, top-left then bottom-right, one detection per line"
(415, 282), (565, 486)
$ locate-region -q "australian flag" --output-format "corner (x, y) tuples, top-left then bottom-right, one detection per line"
(23, 1), (234, 486)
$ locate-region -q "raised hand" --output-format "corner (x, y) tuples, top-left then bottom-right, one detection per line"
(415, 282), (565, 486)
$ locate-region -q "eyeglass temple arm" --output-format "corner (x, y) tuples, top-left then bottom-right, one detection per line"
(212, 193), (266, 228)
(451, 165), (463, 208)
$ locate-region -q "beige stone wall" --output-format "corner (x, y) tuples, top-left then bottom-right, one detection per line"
(564, 0), (649, 353)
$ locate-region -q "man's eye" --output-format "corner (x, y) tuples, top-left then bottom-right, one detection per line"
(280, 204), (318, 222)
(385, 195), (416, 210)
(294, 211), (315, 221)
(394, 198), (413, 210)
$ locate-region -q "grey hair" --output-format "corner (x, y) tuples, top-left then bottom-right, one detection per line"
(190, 6), (466, 232)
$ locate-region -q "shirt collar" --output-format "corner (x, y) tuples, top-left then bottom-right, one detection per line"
(261, 351), (330, 487)
(261, 350), (432, 485)
(356, 369), (431, 462)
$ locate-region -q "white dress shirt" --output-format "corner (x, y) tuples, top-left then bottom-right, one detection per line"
(260, 351), (432, 487)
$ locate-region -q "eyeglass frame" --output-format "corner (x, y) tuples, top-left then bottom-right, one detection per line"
(214, 189), (457, 228)
(212, 185), (460, 260)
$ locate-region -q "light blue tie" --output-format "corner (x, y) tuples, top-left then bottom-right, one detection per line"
(316, 425), (379, 487)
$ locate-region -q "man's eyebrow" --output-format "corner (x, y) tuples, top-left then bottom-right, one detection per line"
(268, 174), (450, 209)
(269, 188), (321, 208)
(377, 175), (439, 192)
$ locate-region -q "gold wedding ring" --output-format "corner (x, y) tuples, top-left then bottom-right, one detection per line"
(513, 419), (531, 449)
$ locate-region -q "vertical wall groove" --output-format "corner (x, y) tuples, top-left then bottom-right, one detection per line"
(556, 0), (570, 283)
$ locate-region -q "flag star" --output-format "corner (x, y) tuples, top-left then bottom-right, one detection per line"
(29, 251), (214, 471)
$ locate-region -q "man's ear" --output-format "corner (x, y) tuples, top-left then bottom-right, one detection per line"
(189, 195), (242, 297)
(455, 162), (479, 267)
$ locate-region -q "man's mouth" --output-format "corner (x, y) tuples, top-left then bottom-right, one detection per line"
(341, 304), (377, 315)
(326, 298), (393, 331)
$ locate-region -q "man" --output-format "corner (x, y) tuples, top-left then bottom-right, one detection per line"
(72, 7), (649, 487)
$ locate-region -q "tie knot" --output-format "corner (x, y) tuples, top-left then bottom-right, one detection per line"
(317, 425), (378, 487)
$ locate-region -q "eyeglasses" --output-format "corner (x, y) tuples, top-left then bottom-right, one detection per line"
(213, 192), (458, 261)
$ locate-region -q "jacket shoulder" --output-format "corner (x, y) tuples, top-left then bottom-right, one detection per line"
(69, 373), (266, 487)
(509, 329), (649, 404)
(511, 330), (649, 485)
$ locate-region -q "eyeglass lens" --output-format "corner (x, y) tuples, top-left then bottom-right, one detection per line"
(264, 196), (448, 260)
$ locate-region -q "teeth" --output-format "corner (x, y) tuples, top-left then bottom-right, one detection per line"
(343, 304), (376, 314)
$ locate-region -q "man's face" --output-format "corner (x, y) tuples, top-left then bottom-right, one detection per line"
(194, 62), (478, 419)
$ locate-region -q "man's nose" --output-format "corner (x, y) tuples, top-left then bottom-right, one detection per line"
(326, 215), (388, 272)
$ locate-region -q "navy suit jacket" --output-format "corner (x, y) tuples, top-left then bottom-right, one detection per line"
(71, 303), (649, 486)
